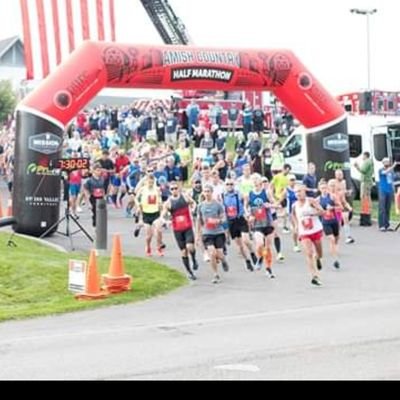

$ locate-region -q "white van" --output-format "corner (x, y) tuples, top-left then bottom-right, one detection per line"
(281, 115), (400, 195)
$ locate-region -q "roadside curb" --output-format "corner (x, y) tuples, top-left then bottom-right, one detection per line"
(15, 234), (68, 253)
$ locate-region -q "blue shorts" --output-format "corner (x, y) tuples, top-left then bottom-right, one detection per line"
(69, 184), (81, 197)
(111, 176), (122, 187)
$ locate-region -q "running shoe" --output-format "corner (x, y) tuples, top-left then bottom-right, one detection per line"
(192, 260), (199, 271)
(221, 260), (230, 272)
(146, 247), (152, 257)
(345, 237), (355, 244)
(255, 257), (263, 271)
(188, 273), (197, 281)
(311, 277), (323, 286)
(250, 252), (258, 265)
(277, 253), (285, 262)
(266, 269), (275, 279)
(245, 259), (254, 272)
(157, 247), (165, 257)
(134, 226), (141, 237)
(212, 275), (221, 284)
(293, 245), (301, 253)
(333, 260), (340, 269)
(282, 227), (291, 234)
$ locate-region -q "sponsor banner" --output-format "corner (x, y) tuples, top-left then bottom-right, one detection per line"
(28, 132), (62, 155)
(13, 111), (63, 236)
(306, 118), (351, 186)
(323, 133), (349, 153)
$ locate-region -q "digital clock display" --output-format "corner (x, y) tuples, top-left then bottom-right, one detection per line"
(57, 158), (90, 171)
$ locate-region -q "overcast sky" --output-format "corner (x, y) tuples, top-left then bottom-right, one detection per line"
(0, 0), (396, 96)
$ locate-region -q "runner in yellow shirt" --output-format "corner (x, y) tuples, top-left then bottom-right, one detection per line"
(137, 174), (163, 257)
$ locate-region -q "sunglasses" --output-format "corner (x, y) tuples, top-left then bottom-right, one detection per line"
(226, 183), (234, 186)
(170, 187), (178, 191)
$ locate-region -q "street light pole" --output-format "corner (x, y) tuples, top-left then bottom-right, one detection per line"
(350, 8), (377, 91)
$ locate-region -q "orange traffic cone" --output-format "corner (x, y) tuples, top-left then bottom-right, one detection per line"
(6, 199), (12, 217)
(360, 196), (372, 227)
(76, 250), (108, 300)
(361, 197), (370, 215)
(102, 234), (132, 293)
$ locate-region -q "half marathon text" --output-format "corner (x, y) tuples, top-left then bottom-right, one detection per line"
(171, 68), (233, 82)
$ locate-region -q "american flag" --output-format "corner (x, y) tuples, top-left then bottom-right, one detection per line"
(20, 0), (116, 80)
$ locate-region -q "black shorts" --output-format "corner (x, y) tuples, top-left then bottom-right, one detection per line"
(281, 199), (287, 209)
(203, 234), (226, 249)
(143, 212), (160, 226)
(272, 213), (278, 221)
(181, 166), (189, 182)
(174, 229), (195, 250)
(228, 217), (249, 239)
(323, 221), (340, 238)
(255, 226), (275, 237)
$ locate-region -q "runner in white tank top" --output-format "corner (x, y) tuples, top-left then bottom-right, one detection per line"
(292, 184), (324, 287)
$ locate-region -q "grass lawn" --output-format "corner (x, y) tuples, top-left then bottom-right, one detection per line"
(0, 233), (187, 322)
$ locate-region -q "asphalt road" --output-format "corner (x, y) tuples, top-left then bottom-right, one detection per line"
(1, 197), (400, 380)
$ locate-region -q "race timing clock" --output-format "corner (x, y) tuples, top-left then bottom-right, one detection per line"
(57, 158), (90, 172)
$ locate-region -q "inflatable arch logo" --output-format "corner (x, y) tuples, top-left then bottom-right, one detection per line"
(14, 42), (349, 236)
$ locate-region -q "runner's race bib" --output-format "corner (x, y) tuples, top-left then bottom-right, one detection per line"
(175, 215), (191, 231)
(93, 188), (104, 199)
(255, 207), (267, 221)
(302, 217), (314, 231)
(226, 206), (238, 219)
(324, 210), (335, 221)
(205, 218), (218, 230)
(148, 195), (157, 205)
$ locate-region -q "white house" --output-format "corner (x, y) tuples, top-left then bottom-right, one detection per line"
(0, 36), (26, 89)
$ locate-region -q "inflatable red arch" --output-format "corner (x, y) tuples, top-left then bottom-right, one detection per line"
(14, 42), (349, 236)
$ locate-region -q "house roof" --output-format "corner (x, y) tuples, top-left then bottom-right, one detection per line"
(0, 36), (22, 59)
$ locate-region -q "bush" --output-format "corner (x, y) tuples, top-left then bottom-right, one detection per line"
(0, 80), (17, 124)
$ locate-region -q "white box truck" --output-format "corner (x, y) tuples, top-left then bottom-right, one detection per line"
(281, 115), (400, 196)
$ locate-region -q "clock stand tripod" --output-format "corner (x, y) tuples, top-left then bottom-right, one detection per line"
(39, 173), (93, 250)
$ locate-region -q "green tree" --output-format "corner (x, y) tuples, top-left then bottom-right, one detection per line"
(0, 80), (17, 124)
